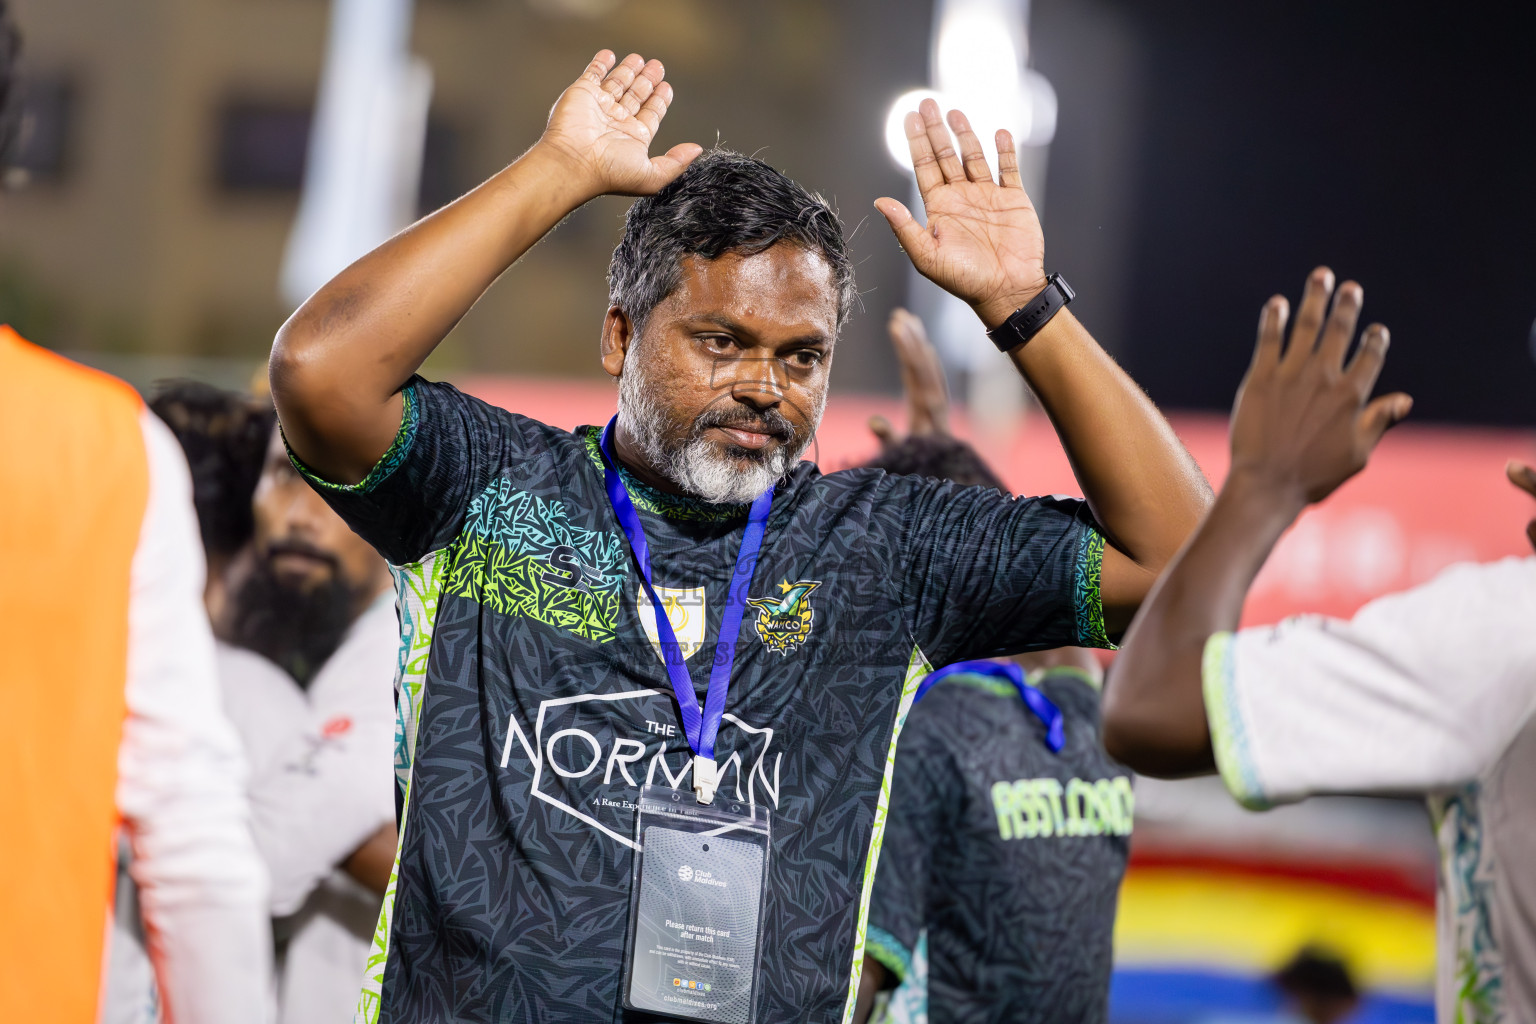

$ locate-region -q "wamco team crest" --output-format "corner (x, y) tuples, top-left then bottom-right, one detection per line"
(747, 579), (821, 655)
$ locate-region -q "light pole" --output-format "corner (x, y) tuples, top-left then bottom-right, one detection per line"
(280, 0), (432, 310)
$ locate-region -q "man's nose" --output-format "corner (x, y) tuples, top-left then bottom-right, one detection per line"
(724, 358), (786, 409)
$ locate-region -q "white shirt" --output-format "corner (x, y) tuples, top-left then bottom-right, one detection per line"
(218, 594), (398, 1024)
(1203, 556), (1536, 1024)
(103, 412), (272, 1024)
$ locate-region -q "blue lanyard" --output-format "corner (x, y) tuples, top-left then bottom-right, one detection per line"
(914, 659), (1065, 753)
(598, 417), (773, 799)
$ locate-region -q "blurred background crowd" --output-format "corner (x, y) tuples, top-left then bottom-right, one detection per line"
(4, 0), (1535, 1021)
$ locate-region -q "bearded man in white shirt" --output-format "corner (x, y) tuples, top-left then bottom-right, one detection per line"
(141, 385), (401, 1024)
(219, 425), (399, 1024)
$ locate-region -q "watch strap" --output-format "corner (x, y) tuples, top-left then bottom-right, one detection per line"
(985, 273), (1075, 352)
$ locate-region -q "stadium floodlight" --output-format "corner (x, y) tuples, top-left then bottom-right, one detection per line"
(280, 0), (430, 310)
(883, 89), (945, 171)
(934, 5), (1021, 103)
(882, 0), (1055, 176)
(884, 0), (1059, 414)
(1020, 68), (1058, 148)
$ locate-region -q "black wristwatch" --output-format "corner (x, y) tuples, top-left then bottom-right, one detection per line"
(985, 273), (1075, 352)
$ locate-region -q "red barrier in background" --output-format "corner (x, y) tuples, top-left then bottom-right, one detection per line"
(462, 375), (1536, 627)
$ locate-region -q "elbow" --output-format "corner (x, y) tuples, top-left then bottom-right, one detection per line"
(1101, 716), (1155, 774)
(1135, 477), (1216, 579)
(1100, 668), (1181, 776)
(1099, 687), (1143, 769)
(1100, 667), (1215, 778)
(268, 311), (345, 434)
(1101, 716), (1167, 777)
(268, 317), (315, 413)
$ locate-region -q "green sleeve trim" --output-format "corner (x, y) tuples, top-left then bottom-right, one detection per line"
(864, 925), (911, 985)
(1202, 631), (1271, 810)
(285, 383), (418, 495)
(1073, 529), (1116, 650)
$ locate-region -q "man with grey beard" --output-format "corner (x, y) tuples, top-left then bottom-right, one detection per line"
(267, 50), (1210, 1023)
(617, 334), (818, 505)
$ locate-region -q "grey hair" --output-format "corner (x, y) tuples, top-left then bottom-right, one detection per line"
(607, 148), (856, 336)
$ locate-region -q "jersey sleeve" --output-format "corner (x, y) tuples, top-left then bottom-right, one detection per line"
(284, 376), (533, 565)
(894, 478), (1111, 666)
(866, 714), (962, 988)
(1204, 556), (1536, 809)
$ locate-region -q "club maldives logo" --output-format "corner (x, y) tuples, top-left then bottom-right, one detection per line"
(746, 579), (821, 655)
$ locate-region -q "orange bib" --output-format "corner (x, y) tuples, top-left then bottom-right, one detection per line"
(0, 326), (149, 1022)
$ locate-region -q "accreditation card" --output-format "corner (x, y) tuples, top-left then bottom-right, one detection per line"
(624, 786), (771, 1024)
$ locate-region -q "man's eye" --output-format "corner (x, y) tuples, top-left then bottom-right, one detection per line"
(789, 350), (823, 368)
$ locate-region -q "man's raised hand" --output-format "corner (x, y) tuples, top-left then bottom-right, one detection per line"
(868, 308), (951, 447)
(1227, 268), (1413, 514)
(540, 50), (702, 197)
(875, 99), (1046, 329)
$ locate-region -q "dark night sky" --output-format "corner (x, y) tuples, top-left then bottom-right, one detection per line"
(1095, 1), (1536, 425)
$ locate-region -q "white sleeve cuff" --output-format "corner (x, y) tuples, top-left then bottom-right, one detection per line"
(1202, 631), (1272, 810)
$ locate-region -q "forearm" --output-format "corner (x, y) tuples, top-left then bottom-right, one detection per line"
(271, 143), (599, 482)
(1102, 474), (1297, 774)
(343, 822), (398, 896)
(1003, 310), (1211, 572)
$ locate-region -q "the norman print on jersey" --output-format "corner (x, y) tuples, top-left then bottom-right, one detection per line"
(499, 684), (783, 850)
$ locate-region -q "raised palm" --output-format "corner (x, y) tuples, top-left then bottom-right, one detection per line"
(541, 50), (701, 197)
(876, 101), (1047, 325)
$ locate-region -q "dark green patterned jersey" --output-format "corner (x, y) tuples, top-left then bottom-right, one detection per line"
(865, 667), (1132, 1024)
(291, 378), (1113, 1024)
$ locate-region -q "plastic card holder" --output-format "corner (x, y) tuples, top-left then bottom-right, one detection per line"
(623, 785), (772, 1024)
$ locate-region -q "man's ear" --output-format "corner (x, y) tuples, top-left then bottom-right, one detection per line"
(601, 306), (635, 379)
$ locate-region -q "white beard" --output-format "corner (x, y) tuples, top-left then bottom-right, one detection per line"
(616, 348), (820, 505)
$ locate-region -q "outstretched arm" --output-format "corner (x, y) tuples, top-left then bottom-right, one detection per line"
(270, 50), (700, 485)
(875, 100), (1211, 634)
(1101, 269), (1412, 775)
